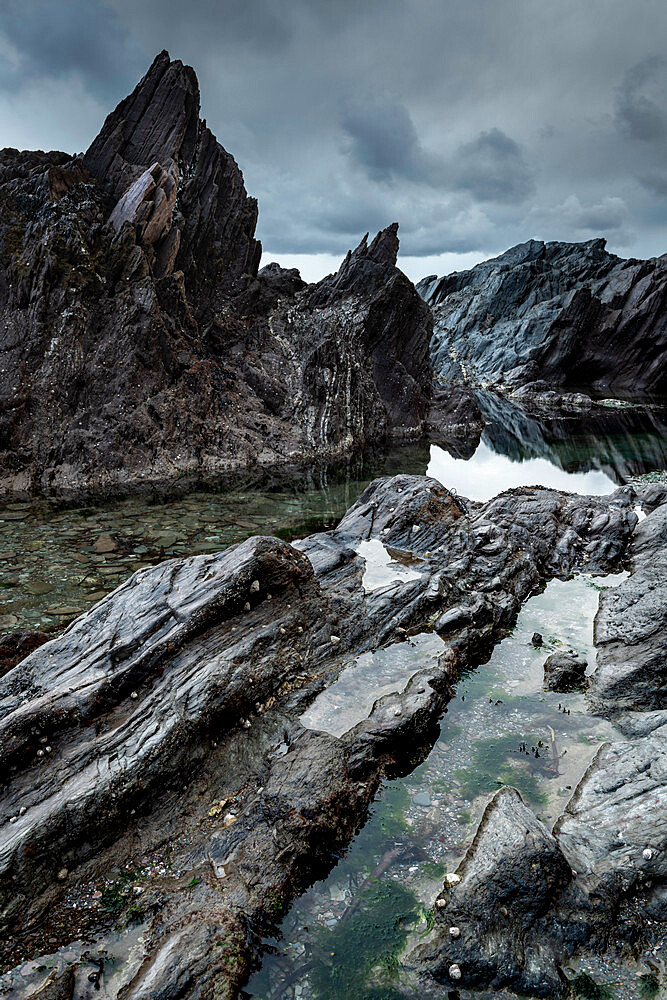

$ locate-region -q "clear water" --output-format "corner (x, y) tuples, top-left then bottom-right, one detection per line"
(0, 448), (431, 636)
(1, 400), (664, 638)
(246, 573), (664, 1000)
(1, 400), (666, 999)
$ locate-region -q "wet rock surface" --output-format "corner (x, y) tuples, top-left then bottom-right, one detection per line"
(590, 498), (667, 714)
(404, 491), (667, 998)
(0, 475), (638, 998)
(419, 237), (667, 394)
(408, 786), (574, 997)
(0, 53), (431, 499)
(543, 651), (588, 692)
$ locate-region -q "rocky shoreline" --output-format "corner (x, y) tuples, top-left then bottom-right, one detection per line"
(3, 472), (664, 999)
(0, 47), (665, 1000)
(405, 492), (666, 997)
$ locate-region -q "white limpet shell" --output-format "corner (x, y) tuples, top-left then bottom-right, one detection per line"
(449, 964), (462, 980)
(449, 926), (460, 938)
(444, 872), (461, 886)
(643, 848), (654, 860)
(436, 897), (447, 908)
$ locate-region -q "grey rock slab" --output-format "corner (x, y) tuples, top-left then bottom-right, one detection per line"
(407, 786), (572, 996)
(419, 237), (667, 395)
(555, 735), (667, 888)
(590, 501), (667, 714)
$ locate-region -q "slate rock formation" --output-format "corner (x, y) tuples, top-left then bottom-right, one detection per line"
(419, 238), (667, 395)
(404, 490), (667, 999)
(0, 53), (431, 499)
(0, 476), (637, 998)
(589, 494), (667, 715)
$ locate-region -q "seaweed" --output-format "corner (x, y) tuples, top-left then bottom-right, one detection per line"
(310, 881), (420, 1000)
(453, 733), (551, 807)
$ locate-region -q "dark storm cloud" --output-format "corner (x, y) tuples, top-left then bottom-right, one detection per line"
(2, 0), (667, 267)
(0, 0), (143, 97)
(453, 128), (534, 203)
(341, 96), (433, 183)
(614, 56), (667, 198)
(615, 57), (667, 143)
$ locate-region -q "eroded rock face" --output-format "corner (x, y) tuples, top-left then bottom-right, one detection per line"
(408, 787), (574, 997)
(0, 54), (431, 499)
(590, 499), (667, 714)
(0, 476), (637, 998)
(419, 238), (667, 394)
(83, 50), (260, 303)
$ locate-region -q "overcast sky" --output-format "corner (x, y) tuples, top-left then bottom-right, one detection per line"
(2, 0), (667, 282)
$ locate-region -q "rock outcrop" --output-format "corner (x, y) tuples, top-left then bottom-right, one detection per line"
(405, 491), (667, 998)
(0, 476), (637, 998)
(589, 492), (667, 715)
(419, 238), (667, 395)
(409, 786), (575, 997)
(0, 53), (431, 499)
(542, 650), (588, 692)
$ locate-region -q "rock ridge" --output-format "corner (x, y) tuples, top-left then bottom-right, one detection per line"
(0, 475), (637, 997)
(419, 237), (667, 395)
(0, 53), (431, 499)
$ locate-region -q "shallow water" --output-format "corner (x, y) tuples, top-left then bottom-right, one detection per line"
(1, 400), (664, 638)
(1, 400), (666, 998)
(300, 632), (445, 738)
(246, 572), (661, 1000)
(0, 448), (430, 636)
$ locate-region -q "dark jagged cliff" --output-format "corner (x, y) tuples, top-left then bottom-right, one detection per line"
(0, 52), (432, 498)
(418, 238), (667, 395)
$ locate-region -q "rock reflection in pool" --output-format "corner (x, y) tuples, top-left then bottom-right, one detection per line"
(300, 633), (445, 738)
(427, 439), (617, 501)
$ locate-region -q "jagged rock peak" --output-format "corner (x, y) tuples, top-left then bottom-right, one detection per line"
(348, 222), (400, 268)
(83, 50), (199, 199)
(309, 223), (402, 308)
(84, 51), (261, 298)
(368, 221), (400, 264)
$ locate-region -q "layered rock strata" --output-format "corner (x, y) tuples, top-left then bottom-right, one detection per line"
(0, 475), (637, 998)
(0, 53), (431, 499)
(406, 490), (667, 997)
(419, 238), (667, 395)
